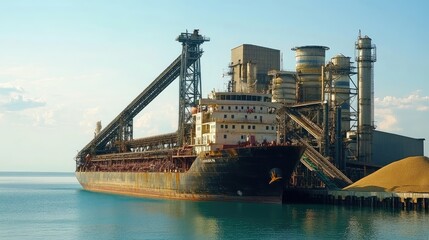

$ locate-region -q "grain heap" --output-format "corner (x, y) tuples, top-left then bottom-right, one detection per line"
(343, 156), (429, 193)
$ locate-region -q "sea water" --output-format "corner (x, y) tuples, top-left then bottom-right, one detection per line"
(0, 172), (428, 240)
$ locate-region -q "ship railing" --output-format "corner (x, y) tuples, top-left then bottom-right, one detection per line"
(91, 149), (174, 162)
(210, 118), (276, 124)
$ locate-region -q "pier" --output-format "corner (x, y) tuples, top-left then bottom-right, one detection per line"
(283, 189), (429, 211)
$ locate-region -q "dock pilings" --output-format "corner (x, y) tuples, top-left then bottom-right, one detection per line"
(283, 189), (429, 211)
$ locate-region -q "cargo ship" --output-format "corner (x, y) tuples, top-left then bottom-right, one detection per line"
(75, 30), (305, 203)
(76, 91), (305, 203)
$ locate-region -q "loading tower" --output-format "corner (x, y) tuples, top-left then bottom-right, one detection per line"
(76, 30), (209, 166)
(176, 30), (210, 146)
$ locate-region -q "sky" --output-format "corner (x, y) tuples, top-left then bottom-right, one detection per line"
(1, 0), (428, 172)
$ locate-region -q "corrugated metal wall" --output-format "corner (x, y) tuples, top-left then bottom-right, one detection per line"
(372, 130), (424, 166)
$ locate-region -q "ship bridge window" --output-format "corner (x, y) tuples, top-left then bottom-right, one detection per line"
(252, 96), (257, 101)
(237, 95), (242, 100)
(246, 95), (251, 101)
(231, 95), (237, 100)
(226, 95), (231, 100)
(257, 96), (261, 101)
(221, 95), (226, 100)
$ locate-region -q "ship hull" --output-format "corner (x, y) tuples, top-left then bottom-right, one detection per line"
(76, 145), (304, 203)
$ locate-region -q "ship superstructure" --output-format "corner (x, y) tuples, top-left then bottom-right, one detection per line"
(193, 92), (279, 153)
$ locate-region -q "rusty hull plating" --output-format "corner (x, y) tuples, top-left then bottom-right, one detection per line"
(76, 145), (305, 203)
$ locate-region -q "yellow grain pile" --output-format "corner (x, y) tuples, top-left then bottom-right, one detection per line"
(343, 156), (429, 193)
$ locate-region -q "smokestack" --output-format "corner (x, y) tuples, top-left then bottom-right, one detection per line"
(356, 33), (376, 164)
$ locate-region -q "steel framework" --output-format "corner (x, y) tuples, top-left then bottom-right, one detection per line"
(176, 29), (210, 146)
(76, 30), (209, 166)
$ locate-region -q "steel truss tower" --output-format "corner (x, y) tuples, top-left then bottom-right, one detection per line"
(176, 30), (210, 146)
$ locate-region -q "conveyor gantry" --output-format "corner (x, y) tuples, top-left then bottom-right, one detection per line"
(284, 107), (322, 140)
(76, 30), (209, 165)
(297, 136), (352, 189)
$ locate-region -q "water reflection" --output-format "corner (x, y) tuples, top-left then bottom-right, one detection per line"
(1, 173), (428, 240)
(75, 190), (429, 239)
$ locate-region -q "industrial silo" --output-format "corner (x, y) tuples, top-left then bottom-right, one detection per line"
(271, 71), (297, 104)
(292, 46), (329, 102)
(356, 34), (376, 164)
(331, 54), (352, 132)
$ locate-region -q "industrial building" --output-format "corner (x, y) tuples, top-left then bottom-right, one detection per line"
(230, 44), (280, 93)
(372, 130), (424, 166)
(229, 33), (425, 185)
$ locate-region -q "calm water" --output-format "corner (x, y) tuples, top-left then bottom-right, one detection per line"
(0, 172), (428, 240)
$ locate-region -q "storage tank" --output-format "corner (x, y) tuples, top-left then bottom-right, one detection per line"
(292, 46), (329, 102)
(331, 54), (351, 132)
(272, 71), (297, 103)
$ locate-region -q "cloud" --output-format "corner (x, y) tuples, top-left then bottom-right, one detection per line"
(374, 108), (401, 131)
(0, 66), (45, 79)
(374, 90), (429, 111)
(0, 83), (24, 95)
(79, 107), (100, 134)
(133, 103), (177, 137)
(374, 90), (429, 132)
(1, 94), (46, 111)
(32, 110), (56, 126)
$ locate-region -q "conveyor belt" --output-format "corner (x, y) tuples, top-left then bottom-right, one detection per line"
(78, 54), (198, 159)
(298, 137), (352, 189)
